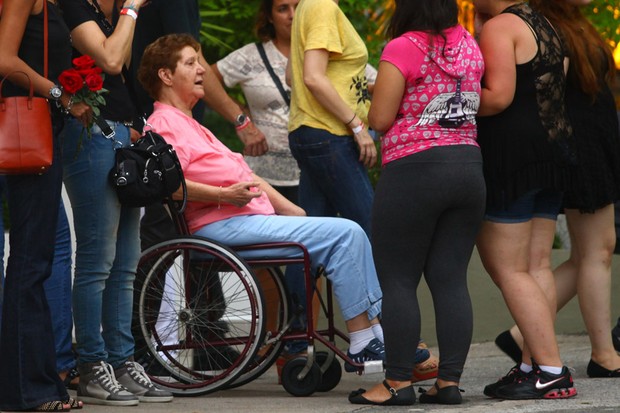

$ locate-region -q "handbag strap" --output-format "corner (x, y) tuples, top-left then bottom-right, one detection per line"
(0, 2), (47, 77)
(43, 0), (48, 79)
(255, 42), (290, 107)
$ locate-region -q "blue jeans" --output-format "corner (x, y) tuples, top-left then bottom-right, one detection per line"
(0, 176), (6, 325)
(0, 118), (69, 410)
(484, 188), (563, 223)
(62, 118), (141, 367)
(288, 126), (374, 236)
(44, 200), (76, 372)
(0, 181), (75, 372)
(195, 215), (382, 322)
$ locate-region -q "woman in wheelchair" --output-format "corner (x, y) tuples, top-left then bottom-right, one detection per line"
(137, 33), (386, 371)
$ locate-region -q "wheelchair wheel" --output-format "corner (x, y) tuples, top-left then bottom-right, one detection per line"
(224, 266), (290, 389)
(281, 357), (321, 397)
(315, 351), (342, 392)
(135, 236), (265, 396)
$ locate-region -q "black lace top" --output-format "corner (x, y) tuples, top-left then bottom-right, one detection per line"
(476, 2), (576, 210)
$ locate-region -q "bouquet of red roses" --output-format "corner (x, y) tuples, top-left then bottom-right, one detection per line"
(58, 55), (108, 119)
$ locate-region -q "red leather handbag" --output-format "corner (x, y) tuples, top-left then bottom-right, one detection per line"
(0, 0), (54, 174)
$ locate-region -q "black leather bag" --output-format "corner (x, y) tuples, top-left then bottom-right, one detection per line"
(109, 130), (186, 210)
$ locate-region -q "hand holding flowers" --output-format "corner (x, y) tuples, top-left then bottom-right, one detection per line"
(58, 55), (108, 121)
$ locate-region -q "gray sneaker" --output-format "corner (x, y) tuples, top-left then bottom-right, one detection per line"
(115, 360), (174, 402)
(78, 361), (140, 406)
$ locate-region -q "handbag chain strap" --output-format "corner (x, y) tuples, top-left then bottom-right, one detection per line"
(255, 42), (290, 107)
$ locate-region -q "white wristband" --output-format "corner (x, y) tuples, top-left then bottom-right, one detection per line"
(121, 8), (138, 20)
(352, 123), (364, 134)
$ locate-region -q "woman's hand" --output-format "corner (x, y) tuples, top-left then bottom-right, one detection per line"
(129, 127), (142, 142)
(221, 182), (263, 208)
(237, 122), (269, 157)
(69, 101), (93, 128)
(353, 128), (377, 168)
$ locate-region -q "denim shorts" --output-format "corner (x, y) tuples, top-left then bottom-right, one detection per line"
(484, 188), (563, 223)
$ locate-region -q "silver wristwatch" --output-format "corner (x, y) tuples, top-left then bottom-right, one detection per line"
(234, 113), (249, 127)
(49, 84), (63, 100)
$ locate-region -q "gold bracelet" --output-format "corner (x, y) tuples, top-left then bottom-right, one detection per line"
(217, 186), (222, 209)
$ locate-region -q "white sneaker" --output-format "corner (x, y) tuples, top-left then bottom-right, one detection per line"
(115, 360), (174, 402)
(77, 361), (140, 406)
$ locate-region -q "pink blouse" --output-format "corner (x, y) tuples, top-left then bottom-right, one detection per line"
(148, 102), (275, 234)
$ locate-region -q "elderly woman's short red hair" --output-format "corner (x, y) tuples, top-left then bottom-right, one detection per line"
(138, 33), (201, 100)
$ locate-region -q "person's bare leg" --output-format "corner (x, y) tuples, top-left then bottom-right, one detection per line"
(345, 313), (372, 333)
(521, 218), (558, 364)
(566, 206), (620, 370)
(477, 220), (562, 367)
(507, 206), (620, 370)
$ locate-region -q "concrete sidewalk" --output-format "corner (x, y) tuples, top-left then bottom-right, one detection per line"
(72, 334), (620, 413)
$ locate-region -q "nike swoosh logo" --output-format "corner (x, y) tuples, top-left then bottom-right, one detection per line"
(535, 377), (564, 390)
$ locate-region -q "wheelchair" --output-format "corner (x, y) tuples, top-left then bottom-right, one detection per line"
(133, 200), (383, 397)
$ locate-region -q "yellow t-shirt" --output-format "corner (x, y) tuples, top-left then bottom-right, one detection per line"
(288, 0), (370, 135)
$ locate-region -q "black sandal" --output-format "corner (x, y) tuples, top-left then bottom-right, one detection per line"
(61, 367), (80, 391)
(349, 380), (415, 406)
(24, 400), (71, 412)
(418, 382), (463, 404)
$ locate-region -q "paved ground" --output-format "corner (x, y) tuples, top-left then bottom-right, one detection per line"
(71, 334), (620, 413)
(7, 227), (620, 412)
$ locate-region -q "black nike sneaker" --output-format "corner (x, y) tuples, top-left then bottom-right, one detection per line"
(483, 365), (525, 398)
(495, 363), (577, 400)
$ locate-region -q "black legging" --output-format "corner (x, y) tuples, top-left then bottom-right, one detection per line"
(371, 145), (486, 382)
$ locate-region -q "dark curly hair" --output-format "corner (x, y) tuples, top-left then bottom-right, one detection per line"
(137, 33), (201, 100)
(255, 0), (276, 42)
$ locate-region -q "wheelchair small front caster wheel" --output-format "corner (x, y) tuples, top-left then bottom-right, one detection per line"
(315, 351), (342, 392)
(281, 357), (321, 397)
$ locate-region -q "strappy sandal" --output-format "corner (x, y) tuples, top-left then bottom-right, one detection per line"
(66, 397), (83, 410)
(61, 367), (80, 391)
(25, 400), (71, 412)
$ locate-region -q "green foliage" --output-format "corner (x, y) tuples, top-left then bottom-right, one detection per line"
(583, 0), (620, 46)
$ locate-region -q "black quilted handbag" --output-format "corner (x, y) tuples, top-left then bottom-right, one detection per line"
(109, 129), (186, 210)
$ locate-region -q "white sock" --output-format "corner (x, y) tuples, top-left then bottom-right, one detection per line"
(520, 362), (532, 373)
(371, 323), (384, 343)
(539, 365), (563, 375)
(348, 327), (374, 354)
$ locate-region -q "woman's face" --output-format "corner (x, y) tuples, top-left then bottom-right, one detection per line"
(170, 46), (206, 105)
(270, 0), (299, 42)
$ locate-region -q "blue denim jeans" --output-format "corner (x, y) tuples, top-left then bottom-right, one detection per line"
(0, 118), (69, 410)
(0, 176), (6, 325)
(0, 181), (75, 372)
(288, 126), (374, 236)
(44, 200), (76, 372)
(61, 118), (141, 367)
(195, 214), (382, 322)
